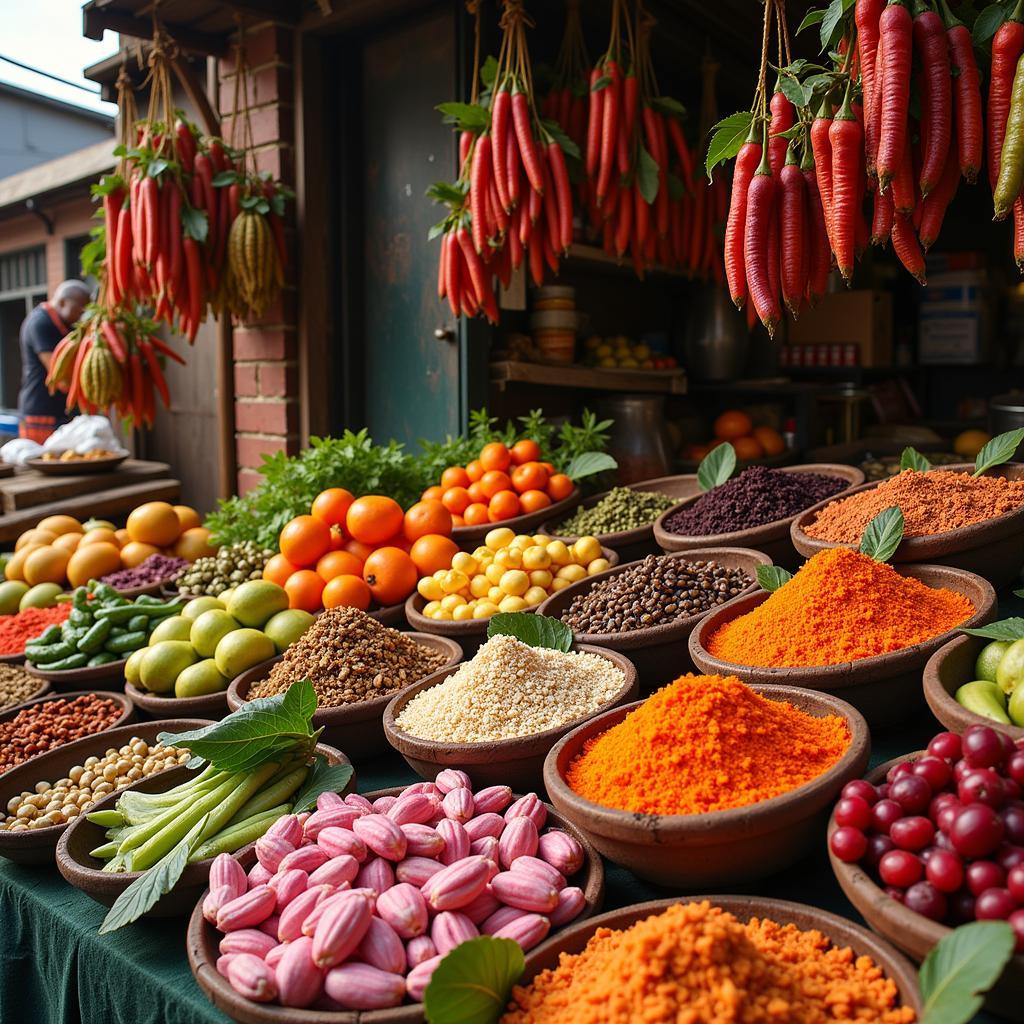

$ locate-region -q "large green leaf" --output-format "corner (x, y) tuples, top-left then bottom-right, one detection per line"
(859, 507), (904, 562)
(705, 111), (754, 179)
(564, 451), (617, 481)
(973, 428), (1024, 476)
(487, 613), (573, 652)
(962, 617), (1024, 641)
(423, 937), (525, 1024)
(757, 565), (794, 592)
(820, 0), (856, 52)
(900, 447), (932, 472)
(920, 921), (1015, 1024)
(973, 3), (1009, 44)
(697, 443), (737, 492)
(289, 755), (355, 814)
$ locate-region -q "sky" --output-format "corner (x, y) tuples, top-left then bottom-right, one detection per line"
(0, 0), (117, 115)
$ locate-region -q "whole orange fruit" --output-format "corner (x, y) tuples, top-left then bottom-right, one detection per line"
(409, 534), (459, 576)
(518, 489), (552, 514)
(546, 473), (575, 501)
(463, 502), (490, 526)
(316, 549), (364, 582)
(404, 499), (453, 541)
(421, 485), (445, 502)
(311, 488), (355, 528)
(465, 459), (484, 482)
(441, 487), (471, 515)
(733, 435), (765, 461)
(480, 470), (513, 499)
(279, 515), (332, 567)
(511, 461), (550, 494)
(322, 574), (371, 611)
(479, 442), (511, 472)
(713, 410), (754, 441)
(346, 495), (404, 545)
(363, 547), (418, 606)
(264, 553), (299, 586)
(284, 569), (325, 612)
(488, 490), (521, 521)
(510, 439), (541, 465)
(441, 466), (471, 489)
(752, 425), (786, 456)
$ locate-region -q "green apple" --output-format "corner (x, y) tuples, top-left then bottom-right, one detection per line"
(995, 637), (1024, 695)
(975, 640), (1012, 683)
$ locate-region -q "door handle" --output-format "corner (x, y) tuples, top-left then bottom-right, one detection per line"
(434, 325), (456, 343)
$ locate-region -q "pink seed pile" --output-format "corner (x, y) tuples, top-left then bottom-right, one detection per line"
(207, 769), (589, 1011)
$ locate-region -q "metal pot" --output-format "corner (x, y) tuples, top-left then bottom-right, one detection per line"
(683, 287), (749, 381)
(593, 395), (673, 484)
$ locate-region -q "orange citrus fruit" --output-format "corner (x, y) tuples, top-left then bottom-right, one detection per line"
(404, 499), (453, 541)
(510, 439), (541, 465)
(441, 466), (471, 490)
(409, 534), (459, 576)
(279, 515), (332, 567)
(264, 553), (300, 587)
(518, 489), (552, 514)
(346, 495), (404, 545)
(479, 442), (512, 472)
(285, 569), (325, 612)
(316, 549), (364, 582)
(480, 470), (512, 499)
(322, 574), (371, 611)
(713, 410), (754, 441)
(465, 459), (484, 482)
(311, 488), (355, 527)
(441, 487), (471, 515)
(488, 490), (521, 521)
(546, 473), (574, 501)
(463, 502), (490, 526)
(363, 547), (418, 606)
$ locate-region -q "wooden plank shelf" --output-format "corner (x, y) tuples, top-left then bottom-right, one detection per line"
(490, 360), (687, 394)
(0, 460), (174, 512)
(565, 243), (685, 280)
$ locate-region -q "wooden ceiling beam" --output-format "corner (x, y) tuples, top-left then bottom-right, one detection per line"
(82, 3), (229, 56)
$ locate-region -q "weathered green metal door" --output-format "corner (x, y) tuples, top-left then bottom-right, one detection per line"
(361, 4), (460, 447)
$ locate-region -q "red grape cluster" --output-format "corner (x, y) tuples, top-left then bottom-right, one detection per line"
(829, 725), (1024, 951)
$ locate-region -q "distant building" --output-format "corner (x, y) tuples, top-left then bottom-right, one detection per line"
(0, 81), (113, 178)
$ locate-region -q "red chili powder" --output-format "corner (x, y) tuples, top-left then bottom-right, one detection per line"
(0, 604), (71, 655)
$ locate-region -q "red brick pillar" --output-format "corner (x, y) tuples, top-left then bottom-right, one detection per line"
(219, 21), (299, 496)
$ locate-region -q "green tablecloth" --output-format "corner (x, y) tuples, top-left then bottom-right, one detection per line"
(2, 717), (997, 1024)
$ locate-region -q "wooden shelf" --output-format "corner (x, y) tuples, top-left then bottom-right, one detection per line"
(490, 360), (687, 394)
(564, 243), (685, 280)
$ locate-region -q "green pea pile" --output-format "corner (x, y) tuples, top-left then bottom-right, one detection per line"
(555, 487), (676, 536)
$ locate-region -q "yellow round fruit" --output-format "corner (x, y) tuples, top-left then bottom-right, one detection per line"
(485, 527), (515, 550)
(16, 529), (57, 551)
(120, 541), (161, 568)
(587, 558), (611, 575)
(173, 527), (216, 561)
(487, 586), (504, 604)
(439, 569), (469, 594)
(423, 600), (441, 616)
(53, 532), (83, 554)
(545, 541), (573, 566)
(23, 546), (70, 586)
(484, 562), (504, 586)
(954, 429), (991, 459)
(126, 501), (182, 546)
(572, 536), (602, 564)
(469, 575), (491, 599)
(80, 528), (120, 549)
(473, 601), (499, 619)
(440, 594), (466, 611)
(494, 547), (523, 569)
(173, 505), (202, 532)
(418, 577), (443, 601)
(5, 545), (41, 581)
(499, 570), (529, 597)
(529, 569), (553, 589)
(522, 545), (551, 570)
(451, 552), (478, 575)
(557, 563), (587, 583)
(67, 542), (122, 588)
(471, 546), (491, 562)
(512, 534), (534, 549)
(452, 604), (474, 621)
(531, 535), (548, 547)
(498, 595), (528, 613)
(523, 586), (548, 606)
(37, 515), (82, 536)
(551, 577), (571, 592)
(432, 608), (453, 621)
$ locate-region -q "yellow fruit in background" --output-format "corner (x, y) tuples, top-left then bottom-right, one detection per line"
(523, 586), (548, 606)
(115, 528), (130, 546)
(439, 569), (469, 594)
(5, 545), (41, 581)
(484, 562), (504, 585)
(498, 595), (528, 613)
(37, 515), (82, 536)
(598, 357), (617, 368)
(487, 585), (504, 603)
(23, 546), (70, 586)
(529, 569), (553, 589)
(53, 532), (83, 554)
(67, 543), (121, 587)
(451, 552), (478, 575)
(173, 505), (202, 532)
(127, 501), (181, 546)
(587, 558), (611, 576)
(546, 541), (572, 566)
(80, 528), (120, 549)
(557, 564), (587, 583)
(120, 541), (161, 568)
(485, 528), (515, 550)
(571, 536), (602, 564)
(418, 577), (443, 601)
(440, 594), (466, 611)
(512, 535), (534, 549)
(522, 545), (551, 570)
(16, 529), (57, 551)
(452, 604), (474, 621)
(423, 600), (441, 616)
(954, 429), (991, 459)
(499, 570), (529, 597)
(551, 577), (571, 592)
(495, 547), (523, 569)
(473, 601), (499, 618)
(469, 575), (491, 598)
(173, 527), (216, 561)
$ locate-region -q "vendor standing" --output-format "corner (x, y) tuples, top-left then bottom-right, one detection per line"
(17, 280), (90, 443)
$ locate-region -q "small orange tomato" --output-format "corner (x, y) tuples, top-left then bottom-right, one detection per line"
(463, 502), (490, 525)
(465, 459), (485, 482)
(546, 473), (575, 501)
(316, 549), (364, 582)
(422, 485), (445, 502)
(284, 569), (326, 612)
(441, 466), (471, 489)
(480, 470), (513, 499)
(488, 490), (521, 521)
(322, 574), (372, 611)
(511, 461), (550, 493)
(479, 442), (511, 472)
(311, 487), (354, 527)
(441, 486), (471, 515)
(263, 553), (299, 587)
(510, 439), (541, 465)
(518, 489), (552, 514)
(467, 481), (487, 504)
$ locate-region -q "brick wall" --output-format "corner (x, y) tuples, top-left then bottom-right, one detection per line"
(219, 21), (299, 496)
(0, 195), (97, 289)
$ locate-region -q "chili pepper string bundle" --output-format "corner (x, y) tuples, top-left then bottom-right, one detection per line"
(706, 547), (975, 668)
(564, 674), (850, 816)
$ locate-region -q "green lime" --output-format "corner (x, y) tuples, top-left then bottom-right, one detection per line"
(975, 640), (1012, 683)
(996, 637), (1024, 696)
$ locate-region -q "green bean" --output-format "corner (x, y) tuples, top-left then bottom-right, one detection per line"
(229, 764), (308, 823)
(188, 804), (290, 863)
(89, 841), (119, 859)
(116, 771), (232, 841)
(86, 809), (125, 828)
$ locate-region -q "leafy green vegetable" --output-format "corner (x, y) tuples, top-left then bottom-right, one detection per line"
(565, 452), (617, 482)
(697, 443), (737, 492)
(900, 447), (932, 472)
(423, 937), (525, 1024)
(859, 507), (904, 562)
(705, 111), (754, 178)
(637, 144), (660, 204)
(963, 617), (1024, 641)
(757, 565), (794, 592)
(99, 813), (209, 933)
(820, 0), (856, 52)
(919, 920), (1015, 1024)
(158, 680), (320, 773)
(973, 428), (1024, 477)
(487, 613), (573, 652)
(290, 755), (355, 814)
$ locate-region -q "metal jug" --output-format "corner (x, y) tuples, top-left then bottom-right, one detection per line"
(593, 395), (673, 483)
(683, 287), (749, 381)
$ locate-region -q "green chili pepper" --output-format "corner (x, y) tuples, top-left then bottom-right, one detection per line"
(105, 630), (148, 653)
(87, 651), (118, 667)
(34, 625), (63, 646)
(95, 601), (181, 623)
(45, 652), (89, 671)
(78, 618), (113, 653)
(68, 607), (94, 628)
(24, 641), (75, 664)
(127, 614), (149, 632)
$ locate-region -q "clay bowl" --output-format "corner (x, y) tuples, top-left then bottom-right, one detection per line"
(227, 634), (463, 762)
(383, 646), (638, 791)
(923, 633), (1024, 740)
(536, 547), (771, 692)
(0, 674), (50, 714)
(516, 895), (922, 1017)
(25, 657), (129, 692)
(791, 463), (1024, 589)
(652, 463), (866, 571)
(370, 602), (407, 628)
(543, 683), (868, 888)
(403, 545), (620, 658)
(124, 681), (230, 722)
(55, 740), (355, 919)
(539, 477), (699, 563)
(186, 786), (604, 1024)
(0, 717), (212, 865)
(829, 754), (1023, 1017)
(0, 651), (31, 665)
(0, 689), (135, 780)
(688, 564), (996, 728)
(451, 486), (582, 547)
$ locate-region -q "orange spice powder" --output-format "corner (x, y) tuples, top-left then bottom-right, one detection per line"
(564, 674), (849, 816)
(707, 548), (974, 668)
(500, 901), (916, 1024)
(803, 469), (1024, 543)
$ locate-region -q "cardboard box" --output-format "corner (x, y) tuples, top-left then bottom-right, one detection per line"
(788, 290), (893, 367)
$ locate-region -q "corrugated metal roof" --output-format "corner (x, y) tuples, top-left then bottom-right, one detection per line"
(0, 138), (113, 212)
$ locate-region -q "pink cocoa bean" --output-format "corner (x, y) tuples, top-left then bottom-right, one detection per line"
(324, 963), (405, 1010)
(357, 916), (406, 975)
(436, 818), (470, 864)
(400, 823), (445, 858)
(276, 935), (323, 1008)
(537, 830), (584, 876)
(376, 882), (428, 938)
(465, 812), (506, 842)
(504, 793), (547, 829)
(268, 867), (309, 913)
(354, 856), (395, 894)
(431, 910), (479, 954)
(549, 886), (587, 927)
(434, 769), (471, 793)
(318, 826), (368, 862)
(405, 935), (437, 968)
(396, 856), (444, 887)
(226, 953), (278, 1002)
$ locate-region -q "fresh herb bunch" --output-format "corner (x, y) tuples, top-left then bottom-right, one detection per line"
(207, 410), (614, 548)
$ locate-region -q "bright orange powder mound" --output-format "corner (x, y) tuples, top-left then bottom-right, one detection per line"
(707, 548), (974, 668)
(565, 674), (849, 815)
(500, 901), (916, 1024)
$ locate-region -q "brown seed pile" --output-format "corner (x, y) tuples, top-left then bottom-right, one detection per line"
(248, 606), (448, 708)
(559, 555), (751, 634)
(0, 664), (42, 712)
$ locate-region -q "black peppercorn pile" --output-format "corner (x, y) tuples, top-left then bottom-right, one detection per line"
(559, 555), (751, 634)
(663, 465), (846, 536)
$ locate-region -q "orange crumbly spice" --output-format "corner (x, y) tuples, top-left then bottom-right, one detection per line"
(500, 901), (916, 1024)
(803, 469), (1024, 543)
(564, 674), (849, 815)
(707, 548), (974, 668)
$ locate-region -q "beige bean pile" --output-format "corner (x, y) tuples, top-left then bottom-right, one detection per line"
(0, 664), (41, 712)
(395, 634), (625, 742)
(0, 738), (189, 832)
